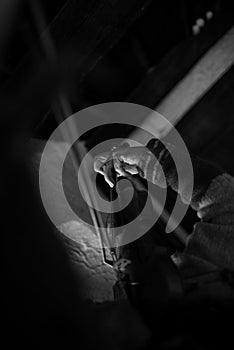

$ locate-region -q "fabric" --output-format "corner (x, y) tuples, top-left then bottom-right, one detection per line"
(139, 139), (234, 273)
(185, 174), (234, 271)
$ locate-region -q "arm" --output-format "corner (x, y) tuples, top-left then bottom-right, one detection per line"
(94, 139), (234, 270)
(143, 139), (234, 270)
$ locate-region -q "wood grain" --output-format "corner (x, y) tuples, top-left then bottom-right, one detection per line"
(130, 25), (234, 143)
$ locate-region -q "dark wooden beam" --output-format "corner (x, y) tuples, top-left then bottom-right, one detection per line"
(128, 11), (234, 109)
(175, 64), (234, 156)
(87, 11), (234, 148)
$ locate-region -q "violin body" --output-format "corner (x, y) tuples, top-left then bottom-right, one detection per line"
(107, 175), (183, 324)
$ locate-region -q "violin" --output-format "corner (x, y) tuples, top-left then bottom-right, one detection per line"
(104, 170), (184, 327)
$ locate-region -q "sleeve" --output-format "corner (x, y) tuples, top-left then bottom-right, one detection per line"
(138, 138), (234, 271)
(185, 174), (234, 271)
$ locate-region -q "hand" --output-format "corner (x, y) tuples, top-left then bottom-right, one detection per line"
(94, 143), (149, 187)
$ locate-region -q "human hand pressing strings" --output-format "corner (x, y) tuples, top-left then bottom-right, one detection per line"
(94, 142), (151, 188)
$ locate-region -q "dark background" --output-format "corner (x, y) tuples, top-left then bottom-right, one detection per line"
(3, 1), (234, 349)
(1, 0), (234, 174)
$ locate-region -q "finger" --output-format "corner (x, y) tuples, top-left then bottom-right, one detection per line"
(94, 153), (109, 174)
(113, 158), (129, 177)
(113, 147), (144, 166)
(103, 170), (115, 188)
(122, 164), (139, 175)
(103, 161), (116, 188)
(119, 142), (130, 149)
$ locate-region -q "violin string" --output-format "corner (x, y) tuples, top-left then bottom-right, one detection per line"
(30, 0), (113, 257)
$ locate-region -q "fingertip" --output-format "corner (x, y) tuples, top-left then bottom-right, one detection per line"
(93, 165), (98, 173)
(106, 178), (114, 188)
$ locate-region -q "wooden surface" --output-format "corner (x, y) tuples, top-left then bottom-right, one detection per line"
(130, 23), (234, 143)
(155, 26), (234, 135)
(175, 65), (234, 155)
(128, 11), (234, 109)
(87, 11), (234, 147)
(175, 65), (234, 175)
